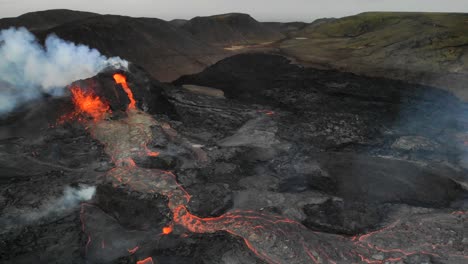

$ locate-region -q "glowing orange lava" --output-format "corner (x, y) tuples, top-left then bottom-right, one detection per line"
(136, 257), (154, 264)
(113, 73), (136, 110)
(67, 86), (110, 121)
(162, 225), (173, 235)
(147, 151), (160, 157)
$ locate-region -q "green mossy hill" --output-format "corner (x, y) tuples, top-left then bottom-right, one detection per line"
(281, 12), (468, 100)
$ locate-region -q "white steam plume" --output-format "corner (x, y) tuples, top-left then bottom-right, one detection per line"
(0, 185), (96, 232)
(22, 185), (97, 221)
(0, 27), (128, 114)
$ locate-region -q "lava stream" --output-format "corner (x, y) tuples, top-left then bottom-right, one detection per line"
(136, 257), (154, 264)
(113, 73), (136, 110)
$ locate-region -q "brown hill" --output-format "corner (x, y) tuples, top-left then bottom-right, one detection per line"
(181, 13), (285, 47)
(34, 13), (231, 81)
(0, 9), (99, 31)
(0, 10), (291, 81)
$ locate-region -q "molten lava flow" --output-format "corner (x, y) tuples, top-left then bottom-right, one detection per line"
(113, 73), (136, 110)
(65, 86), (110, 122)
(136, 257), (154, 264)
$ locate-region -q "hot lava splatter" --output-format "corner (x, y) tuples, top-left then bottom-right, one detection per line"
(61, 86), (111, 123)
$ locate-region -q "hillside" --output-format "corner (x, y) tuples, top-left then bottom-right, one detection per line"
(0, 10), (291, 81)
(3, 10), (468, 96)
(181, 13), (285, 47)
(280, 12), (468, 100)
(169, 19), (188, 27)
(0, 9), (98, 31)
(263, 21), (309, 36)
(36, 15), (230, 81)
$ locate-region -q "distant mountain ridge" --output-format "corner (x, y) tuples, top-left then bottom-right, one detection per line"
(0, 9), (99, 31)
(181, 13), (285, 46)
(2, 10), (468, 100)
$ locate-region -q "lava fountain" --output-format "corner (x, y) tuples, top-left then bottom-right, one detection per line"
(59, 86), (111, 123)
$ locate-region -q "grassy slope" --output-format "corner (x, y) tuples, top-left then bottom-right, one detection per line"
(280, 12), (468, 99)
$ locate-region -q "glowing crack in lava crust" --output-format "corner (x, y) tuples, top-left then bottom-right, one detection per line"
(66, 73), (467, 264)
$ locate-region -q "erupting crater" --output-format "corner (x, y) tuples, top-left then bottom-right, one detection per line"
(59, 86), (111, 123)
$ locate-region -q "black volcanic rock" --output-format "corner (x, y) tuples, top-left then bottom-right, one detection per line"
(170, 54), (468, 249)
(316, 152), (463, 206)
(174, 53), (299, 104)
(174, 53), (462, 113)
(181, 13), (285, 46)
(174, 53), (467, 185)
(0, 9), (99, 31)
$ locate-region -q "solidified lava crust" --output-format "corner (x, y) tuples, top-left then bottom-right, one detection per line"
(82, 106), (466, 264)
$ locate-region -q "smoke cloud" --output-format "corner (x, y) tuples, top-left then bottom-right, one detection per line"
(21, 185), (97, 221)
(0, 185), (96, 232)
(0, 27), (128, 115)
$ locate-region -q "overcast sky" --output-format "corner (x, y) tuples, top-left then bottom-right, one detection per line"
(1, 0), (467, 22)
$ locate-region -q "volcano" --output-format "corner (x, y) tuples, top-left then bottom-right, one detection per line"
(0, 52), (466, 264)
